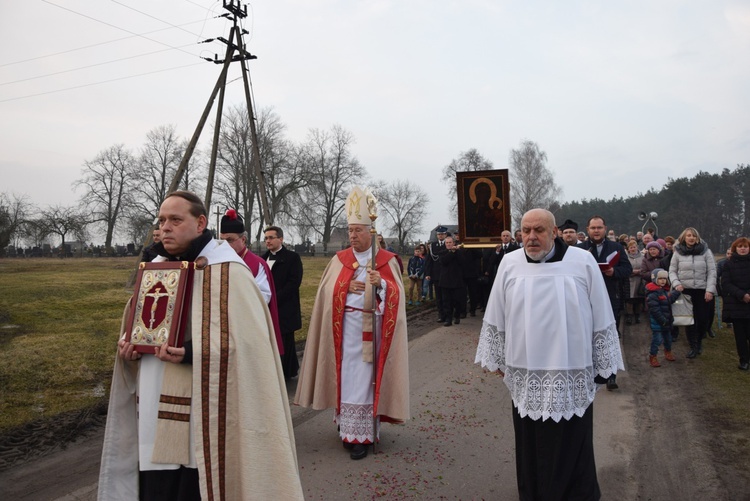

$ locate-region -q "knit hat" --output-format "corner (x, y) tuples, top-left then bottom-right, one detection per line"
(651, 268), (668, 282)
(220, 208), (245, 234)
(657, 238), (667, 249)
(646, 241), (661, 250)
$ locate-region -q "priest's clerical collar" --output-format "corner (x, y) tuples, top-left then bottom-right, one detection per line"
(157, 229), (212, 262)
(525, 244), (556, 263)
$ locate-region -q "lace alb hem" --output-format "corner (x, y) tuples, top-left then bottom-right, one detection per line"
(505, 366), (598, 422)
(474, 320), (505, 372)
(475, 320), (624, 378)
(593, 321), (624, 378)
(475, 320), (624, 422)
(335, 403), (379, 442)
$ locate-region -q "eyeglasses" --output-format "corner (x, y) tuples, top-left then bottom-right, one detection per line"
(263, 236), (279, 241)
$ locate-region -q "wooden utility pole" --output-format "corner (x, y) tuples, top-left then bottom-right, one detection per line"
(130, 0), (270, 285)
(170, 0), (270, 223)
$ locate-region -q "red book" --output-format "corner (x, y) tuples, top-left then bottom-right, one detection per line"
(598, 250), (620, 271)
(124, 261), (194, 354)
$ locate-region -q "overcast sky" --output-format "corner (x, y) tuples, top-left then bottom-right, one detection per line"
(2, 0), (749, 243)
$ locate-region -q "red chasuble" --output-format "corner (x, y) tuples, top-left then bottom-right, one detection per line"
(331, 248), (402, 420)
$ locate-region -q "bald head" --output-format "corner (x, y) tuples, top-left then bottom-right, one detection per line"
(521, 209), (557, 261)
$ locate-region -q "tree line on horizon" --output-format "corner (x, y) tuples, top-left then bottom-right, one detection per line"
(556, 164), (750, 252)
(0, 106), (430, 256)
(1, 115), (747, 256)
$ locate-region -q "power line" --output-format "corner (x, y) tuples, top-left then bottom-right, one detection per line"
(0, 62), (204, 103)
(0, 20), (207, 68)
(0, 44), (196, 87)
(40, 0), (198, 59)
(183, 0), (227, 43)
(109, 0), (204, 40)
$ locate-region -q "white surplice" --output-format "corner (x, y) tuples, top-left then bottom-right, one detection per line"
(475, 245), (624, 422)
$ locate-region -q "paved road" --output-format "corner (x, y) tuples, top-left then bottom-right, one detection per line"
(1, 313), (639, 500)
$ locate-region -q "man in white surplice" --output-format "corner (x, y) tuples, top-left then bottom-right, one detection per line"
(475, 209), (624, 501)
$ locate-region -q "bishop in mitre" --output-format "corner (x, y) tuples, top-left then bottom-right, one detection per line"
(294, 186), (410, 460)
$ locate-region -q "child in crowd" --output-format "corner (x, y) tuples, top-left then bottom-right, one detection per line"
(645, 268), (681, 367)
(407, 246), (425, 305)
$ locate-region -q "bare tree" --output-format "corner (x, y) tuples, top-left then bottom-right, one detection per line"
(0, 192), (31, 255)
(298, 125), (367, 251)
(442, 149), (494, 218)
(214, 104), (257, 232)
(123, 214), (155, 248)
(257, 109), (310, 235)
(375, 180), (429, 251)
(509, 140), (562, 229)
(74, 144), (134, 252)
(23, 218), (50, 249)
(128, 125), (187, 226)
(39, 205), (88, 257)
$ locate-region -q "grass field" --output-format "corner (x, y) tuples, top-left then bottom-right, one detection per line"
(2, 256), (747, 440)
(0, 256), (338, 432)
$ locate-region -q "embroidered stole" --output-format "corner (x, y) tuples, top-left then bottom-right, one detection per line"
(331, 248), (401, 415)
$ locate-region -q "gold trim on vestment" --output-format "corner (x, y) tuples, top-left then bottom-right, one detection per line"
(200, 267), (214, 497)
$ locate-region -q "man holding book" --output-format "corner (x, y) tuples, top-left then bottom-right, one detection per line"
(98, 191), (302, 500)
(580, 215), (632, 390)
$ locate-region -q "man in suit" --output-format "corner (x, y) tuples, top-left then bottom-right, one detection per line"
(480, 231), (519, 310)
(580, 215), (632, 390)
(439, 235), (465, 326)
(425, 226), (449, 323)
(263, 225), (304, 380)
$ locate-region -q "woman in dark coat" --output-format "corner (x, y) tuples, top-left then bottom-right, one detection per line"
(721, 237), (750, 371)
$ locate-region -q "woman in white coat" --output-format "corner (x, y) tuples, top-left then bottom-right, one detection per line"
(668, 227), (717, 358)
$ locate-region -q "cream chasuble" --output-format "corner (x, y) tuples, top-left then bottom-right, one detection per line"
(99, 239), (303, 500)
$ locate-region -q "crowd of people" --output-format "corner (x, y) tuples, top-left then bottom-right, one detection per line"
(413, 217), (749, 373)
(98, 188), (748, 500)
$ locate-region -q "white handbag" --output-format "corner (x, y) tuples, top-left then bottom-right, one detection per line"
(672, 293), (694, 326)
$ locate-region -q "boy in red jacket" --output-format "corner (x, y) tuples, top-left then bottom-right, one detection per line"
(645, 268), (681, 367)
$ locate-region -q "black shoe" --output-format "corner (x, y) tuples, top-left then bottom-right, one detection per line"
(739, 363), (749, 371)
(686, 349), (698, 359)
(437, 317), (445, 323)
(635, 316), (641, 324)
(342, 441), (354, 450)
(350, 444), (368, 460)
(454, 317), (460, 325)
(626, 315), (633, 325)
(460, 313), (467, 319)
(697, 345), (703, 354)
(470, 311), (476, 317)
(444, 321), (452, 327)
(708, 330), (716, 338)
(606, 376), (618, 391)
